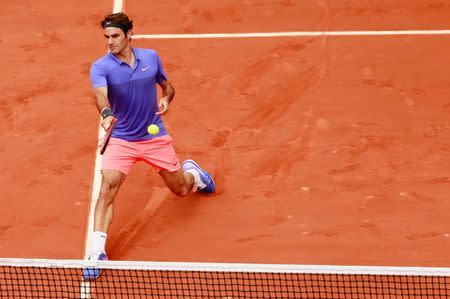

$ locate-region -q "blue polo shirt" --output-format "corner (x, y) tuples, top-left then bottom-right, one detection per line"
(90, 48), (168, 141)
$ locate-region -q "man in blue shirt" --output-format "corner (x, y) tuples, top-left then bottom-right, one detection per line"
(83, 12), (215, 280)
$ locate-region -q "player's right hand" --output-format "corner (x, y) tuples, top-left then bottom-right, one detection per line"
(101, 116), (116, 131)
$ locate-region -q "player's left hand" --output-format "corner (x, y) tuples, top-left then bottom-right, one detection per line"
(156, 97), (169, 115)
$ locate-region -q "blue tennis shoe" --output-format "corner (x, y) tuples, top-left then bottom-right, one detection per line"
(182, 159), (215, 193)
(82, 252), (107, 281)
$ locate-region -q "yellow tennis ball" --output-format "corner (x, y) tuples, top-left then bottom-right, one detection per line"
(147, 124), (159, 135)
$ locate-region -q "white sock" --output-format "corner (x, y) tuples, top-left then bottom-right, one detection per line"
(185, 168), (203, 191)
(91, 231), (107, 256)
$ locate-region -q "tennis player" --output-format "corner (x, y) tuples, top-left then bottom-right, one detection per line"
(83, 12), (215, 280)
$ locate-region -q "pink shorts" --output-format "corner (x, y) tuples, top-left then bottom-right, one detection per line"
(102, 135), (181, 175)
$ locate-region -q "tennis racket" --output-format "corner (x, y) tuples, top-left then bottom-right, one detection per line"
(100, 117), (117, 155)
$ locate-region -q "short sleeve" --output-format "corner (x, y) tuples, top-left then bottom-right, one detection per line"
(155, 55), (167, 84)
(90, 63), (107, 88)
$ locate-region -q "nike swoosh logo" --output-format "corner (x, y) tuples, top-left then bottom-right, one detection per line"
(142, 66), (150, 72)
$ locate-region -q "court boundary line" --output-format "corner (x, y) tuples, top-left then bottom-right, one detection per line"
(81, 0), (123, 297)
(133, 29), (450, 39)
(84, 0), (123, 263)
(113, 0), (123, 13)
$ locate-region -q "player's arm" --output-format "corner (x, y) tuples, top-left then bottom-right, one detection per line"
(156, 79), (175, 115)
(93, 86), (115, 130)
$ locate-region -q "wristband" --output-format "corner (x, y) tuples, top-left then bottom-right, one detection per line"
(101, 107), (115, 119)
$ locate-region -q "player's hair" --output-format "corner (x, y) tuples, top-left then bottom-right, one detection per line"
(100, 12), (133, 35)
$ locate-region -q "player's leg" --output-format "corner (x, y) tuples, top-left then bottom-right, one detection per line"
(94, 170), (126, 231)
(158, 168), (195, 197)
(94, 136), (139, 236)
(180, 159), (215, 193)
(83, 138), (139, 280)
(141, 135), (215, 195)
(104, 197), (115, 233)
(90, 169), (126, 257)
(83, 169), (126, 281)
(159, 163), (215, 196)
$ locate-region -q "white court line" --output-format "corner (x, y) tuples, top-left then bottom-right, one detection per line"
(84, 0), (123, 262)
(113, 0), (123, 14)
(81, 0), (123, 298)
(83, 128), (105, 260)
(133, 29), (450, 39)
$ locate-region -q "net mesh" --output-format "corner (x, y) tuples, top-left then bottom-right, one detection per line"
(0, 258), (449, 298)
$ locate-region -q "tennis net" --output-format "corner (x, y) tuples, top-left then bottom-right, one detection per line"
(0, 258), (449, 298)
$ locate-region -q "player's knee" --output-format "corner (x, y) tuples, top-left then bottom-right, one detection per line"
(99, 180), (120, 203)
(98, 189), (115, 205)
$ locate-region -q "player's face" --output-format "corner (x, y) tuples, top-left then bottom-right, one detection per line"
(104, 27), (129, 54)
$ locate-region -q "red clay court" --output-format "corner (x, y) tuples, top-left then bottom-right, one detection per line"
(1, 1), (450, 295)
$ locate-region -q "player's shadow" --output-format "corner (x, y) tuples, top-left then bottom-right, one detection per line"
(106, 186), (206, 259)
(107, 187), (171, 259)
(107, 150), (224, 259)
